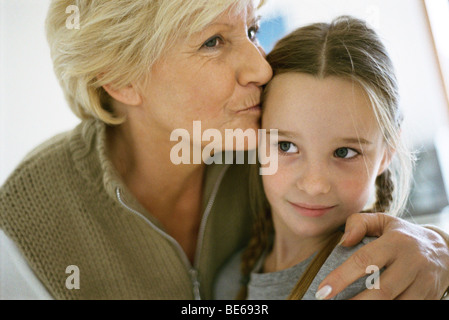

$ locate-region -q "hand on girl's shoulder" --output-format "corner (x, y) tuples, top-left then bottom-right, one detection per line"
(310, 236), (380, 300)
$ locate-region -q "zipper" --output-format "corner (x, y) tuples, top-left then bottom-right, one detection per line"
(115, 164), (230, 300)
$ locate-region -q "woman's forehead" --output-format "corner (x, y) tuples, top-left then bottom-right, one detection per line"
(186, 3), (257, 43)
(212, 3), (256, 25)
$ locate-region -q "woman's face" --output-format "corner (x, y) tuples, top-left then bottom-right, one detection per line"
(136, 4), (272, 151)
(261, 73), (391, 241)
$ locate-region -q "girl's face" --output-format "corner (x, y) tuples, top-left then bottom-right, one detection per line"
(137, 4), (272, 151)
(261, 73), (392, 241)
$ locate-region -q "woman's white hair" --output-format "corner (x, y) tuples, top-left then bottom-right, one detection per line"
(46, 0), (263, 124)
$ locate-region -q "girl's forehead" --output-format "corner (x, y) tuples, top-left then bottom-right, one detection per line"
(265, 73), (371, 114)
(262, 73), (382, 141)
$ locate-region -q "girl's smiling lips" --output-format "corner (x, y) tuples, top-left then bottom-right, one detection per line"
(289, 202), (337, 218)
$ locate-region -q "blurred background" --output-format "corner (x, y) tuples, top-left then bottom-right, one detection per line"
(1, 0), (448, 230)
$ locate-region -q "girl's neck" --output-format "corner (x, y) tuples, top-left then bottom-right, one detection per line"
(263, 231), (333, 273)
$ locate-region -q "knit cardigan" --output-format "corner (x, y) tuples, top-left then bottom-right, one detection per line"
(0, 119), (252, 299)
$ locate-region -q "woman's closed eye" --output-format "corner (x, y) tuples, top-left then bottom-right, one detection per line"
(278, 141), (299, 155)
(334, 147), (360, 159)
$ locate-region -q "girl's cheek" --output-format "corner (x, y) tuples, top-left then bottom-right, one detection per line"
(262, 168), (292, 201)
(338, 178), (373, 211)
(262, 174), (283, 197)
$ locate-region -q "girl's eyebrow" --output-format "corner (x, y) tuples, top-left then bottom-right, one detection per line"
(268, 129), (298, 139)
(269, 131), (373, 145)
(340, 137), (373, 145)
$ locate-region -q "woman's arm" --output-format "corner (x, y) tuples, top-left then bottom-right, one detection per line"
(316, 213), (449, 300)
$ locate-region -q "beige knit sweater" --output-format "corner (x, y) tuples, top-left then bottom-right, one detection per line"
(0, 119), (252, 299)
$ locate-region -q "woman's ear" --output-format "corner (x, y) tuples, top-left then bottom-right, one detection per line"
(377, 146), (395, 176)
(102, 82), (142, 106)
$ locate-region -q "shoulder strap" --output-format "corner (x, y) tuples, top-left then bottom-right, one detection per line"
(287, 231), (344, 300)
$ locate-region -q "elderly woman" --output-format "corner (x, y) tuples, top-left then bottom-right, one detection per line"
(0, 0), (448, 300)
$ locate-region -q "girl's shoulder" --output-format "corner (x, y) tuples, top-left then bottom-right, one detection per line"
(332, 236), (378, 262)
(214, 237), (380, 300)
(305, 236), (379, 300)
(213, 249), (245, 300)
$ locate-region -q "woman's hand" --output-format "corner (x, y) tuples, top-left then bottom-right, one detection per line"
(316, 213), (449, 300)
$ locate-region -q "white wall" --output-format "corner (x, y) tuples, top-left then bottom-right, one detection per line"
(1, 0), (448, 185)
(0, 0), (80, 185)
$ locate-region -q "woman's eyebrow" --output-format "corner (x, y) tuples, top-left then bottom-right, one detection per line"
(250, 15), (261, 26)
(207, 22), (233, 29)
(207, 13), (261, 29)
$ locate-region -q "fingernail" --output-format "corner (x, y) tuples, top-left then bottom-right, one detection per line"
(315, 285), (332, 300)
(337, 233), (347, 246)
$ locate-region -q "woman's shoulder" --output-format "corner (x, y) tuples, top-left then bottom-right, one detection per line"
(0, 131), (72, 205)
(0, 120), (102, 222)
(1, 119), (98, 188)
(2, 120), (93, 181)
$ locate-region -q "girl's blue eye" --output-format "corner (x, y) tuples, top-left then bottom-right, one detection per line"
(334, 148), (359, 159)
(278, 142), (299, 154)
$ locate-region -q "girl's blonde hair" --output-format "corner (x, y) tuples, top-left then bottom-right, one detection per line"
(237, 15), (415, 300)
(45, 0), (263, 124)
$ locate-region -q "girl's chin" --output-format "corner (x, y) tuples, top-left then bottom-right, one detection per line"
(286, 221), (343, 240)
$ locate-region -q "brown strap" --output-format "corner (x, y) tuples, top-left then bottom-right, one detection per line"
(442, 286), (449, 300)
(287, 231), (344, 300)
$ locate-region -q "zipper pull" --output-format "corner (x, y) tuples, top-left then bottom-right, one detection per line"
(189, 269), (201, 300)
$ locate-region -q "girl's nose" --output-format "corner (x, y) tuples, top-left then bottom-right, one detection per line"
(296, 163), (332, 196)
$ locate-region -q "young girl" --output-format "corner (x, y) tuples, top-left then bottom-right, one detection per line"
(214, 16), (414, 300)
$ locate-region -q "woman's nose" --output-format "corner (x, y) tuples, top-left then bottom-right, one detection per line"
(236, 41), (273, 87)
(296, 163), (332, 196)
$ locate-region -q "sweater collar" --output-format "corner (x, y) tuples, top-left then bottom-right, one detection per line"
(69, 119), (155, 220)
(68, 118), (228, 225)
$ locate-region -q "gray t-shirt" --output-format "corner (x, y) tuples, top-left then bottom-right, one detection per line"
(214, 237), (379, 300)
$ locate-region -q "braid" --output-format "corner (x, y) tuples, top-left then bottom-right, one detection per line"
(235, 208), (273, 300)
(236, 163), (273, 300)
(372, 169), (394, 213)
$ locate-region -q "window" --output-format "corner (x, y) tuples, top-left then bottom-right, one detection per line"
(425, 0), (449, 107)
